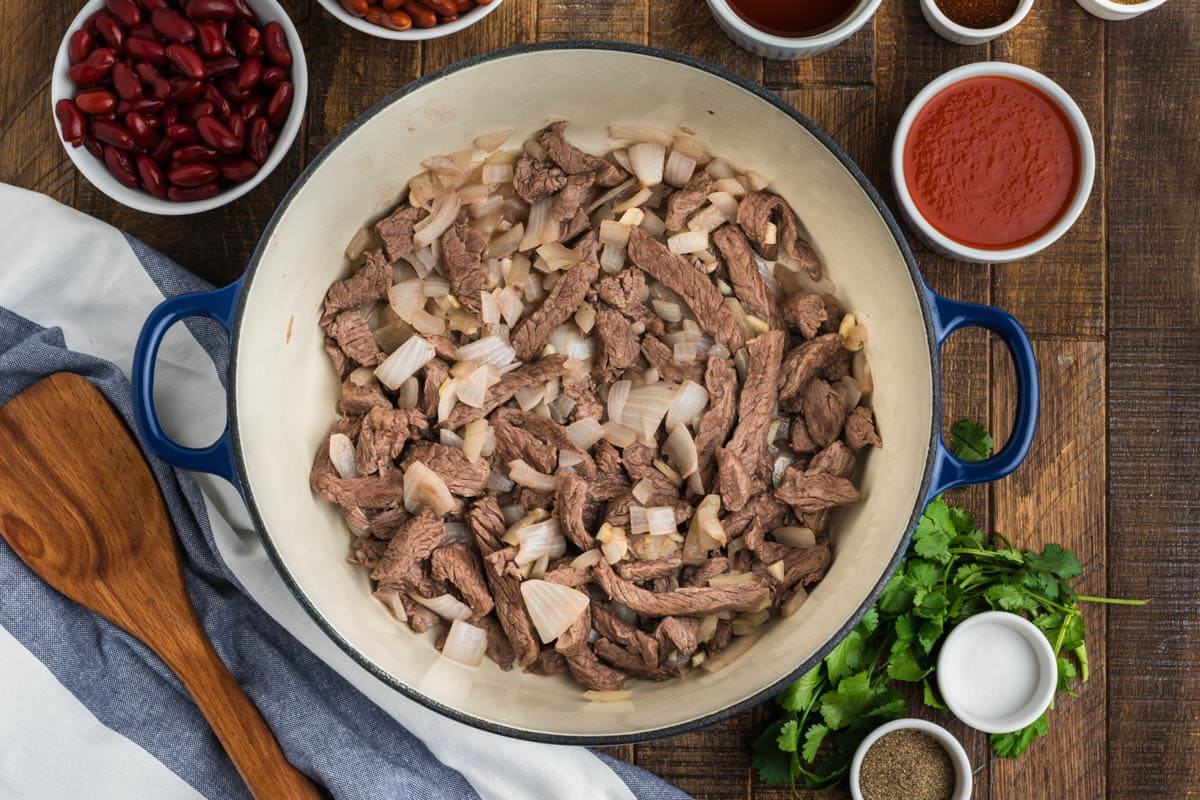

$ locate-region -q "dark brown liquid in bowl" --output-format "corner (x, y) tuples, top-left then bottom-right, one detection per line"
(727, 0), (862, 37)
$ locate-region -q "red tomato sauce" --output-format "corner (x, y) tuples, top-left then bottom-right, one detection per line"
(727, 0), (860, 37)
(902, 76), (1080, 250)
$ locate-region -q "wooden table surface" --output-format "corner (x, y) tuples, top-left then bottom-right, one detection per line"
(3, 1), (1197, 798)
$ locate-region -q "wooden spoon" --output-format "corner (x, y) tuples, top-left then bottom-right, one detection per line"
(0, 373), (324, 800)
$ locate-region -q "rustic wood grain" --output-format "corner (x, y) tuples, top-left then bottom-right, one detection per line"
(647, 0), (761, 83)
(0, 374), (323, 800)
(539, 0), (647, 42)
(764, 23), (874, 89)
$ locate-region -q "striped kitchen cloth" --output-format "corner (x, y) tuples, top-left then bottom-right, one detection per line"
(0, 184), (691, 800)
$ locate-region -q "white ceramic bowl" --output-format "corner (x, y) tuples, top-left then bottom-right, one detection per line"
(51, 0), (307, 216)
(891, 62), (1096, 264)
(314, 0), (506, 41)
(919, 0), (1034, 45)
(705, 0), (884, 60)
(849, 719), (972, 800)
(937, 611), (1058, 734)
(132, 44), (1040, 743)
(1075, 0), (1167, 20)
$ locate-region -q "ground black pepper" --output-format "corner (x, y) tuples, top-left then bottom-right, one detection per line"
(934, 0), (1021, 28)
(859, 729), (956, 800)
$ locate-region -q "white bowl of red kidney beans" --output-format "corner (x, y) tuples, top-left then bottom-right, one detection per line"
(51, 0), (307, 215)
(315, 0), (505, 39)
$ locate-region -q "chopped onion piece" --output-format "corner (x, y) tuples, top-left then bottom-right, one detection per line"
(608, 123), (674, 146)
(488, 471), (516, 493)
(439, 428), (464, 448)
(571, 549), (604, 569)
(610, 148), (631, 172)
(514, 383), (545, 411)
(597, 523), (628, 564)
(481, 163), (514, 184)
(630, 505), (677, 536)
(705, 158), (735, 179)
(651, 298), (683, 323)
(732, 609), (771, 636)
(509, 459), (558, 493)
(515, 518), (566, 566)
(437, 378), (460, 422)
(486, 223), (524, 260)
(519, 198), (559, 252)
(469, 194), (505, 219)
(767, 560), (786, 582)
(374, 335), (435, 390)
(413, 592), (472, 621)
(388, 278), (425, 322)
(782, 587), (810, 617)
(672, 133), (709, 163)
(548, 324), (596, 361)
(566, 417), (605, 449)
(587, 177), (638, 213)
(575, 303), (596, 333)
(773, 526), (817, 549)
(520, 579), (590, 643)
(441, 619), (487, 667)
(558, 450), (585, 470)
(631, 478), (655, 505)
(599, 219), (632, 248)
(458, 335), (516, 368)
(413, 192), (461, 249)
(328, 433), (358, 479)
(653, 458), (683, 487)
(708, 572), (754, 588)
(345, 227), (374, 261)
(600, 244), (627, 273)
(475, 128), (513, 152)
(673, 341), (697, 362)
(628, 142), (666, 186)
(457, 183), (491, 205)
(411, 309), (446, 336)
(403, 461), (456, 515)
(666, 380), (708, 431)
(763, 221), (778, 246)
(639, 208), (666, 238)
(423, 276), (450, 297)
(537, 241), (579, 271)
(664, 150), (697, 188)
(374, 589), (408, 623)
(687, 204), (728, 234)
(497, 286), (525, 326)
(397, 376), (420, 409)
(614, 187), (653, 213)
(663, 425), (699, 478)
(668, 230), (709, 254)
(745, 170), (770, 191)
(602, 420), (638, 448)
(583, 690), (633, 703)
(620, 382), (675, 438)
(606, 379), (632, 423)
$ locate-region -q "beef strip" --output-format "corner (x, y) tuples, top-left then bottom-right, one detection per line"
(664, 172), (712, 231)
(425, 335), (461, 363)
(358, 504), (409, 538)
(694, 356), (737, 476)
(809, 440), (856, 479)
(538, 122), (626, 187)
(400, 441), (490, 497)
(324, 337), (351, 379)
(594, 269), (663, 335)
(511, 259), (599, 361)
(755, 541), (833, 593)
(736, 191), (822, 281)
(616, 556), (683, 582)
(493, 407), (596, 477)
(554, 606), (592, 657)
(595, 441), (624, 476)
(724, 492), (790, 542)
(430, 543), (494, 619)
(556, 472), (594, 551)
(337, 377), (391, 416)
(543, 564), (592, 588)
(440, 222), (488, 318)
(824, 348), (852, 382)
(560, 207), (591, 243)
(513, 155), (568, 203)
(726, 330), (786, 481)
(781, 292), (828, 340)
(477, 615), (515, 671)
(525, 648), (568, 676)
(844, 405), (883, 452)
(467, 495), (507, 555)
(590, 472), (633, 504)
(348, 535), (388, 569)
(311, 442), (405, 510)
(375, 205), (426, 262)
(400, 594), (440, 633)
(420, 358), (449, 418)
(775, 466), (861, 514)
(594, 638), (669, 681)
(328, 309), (384, 367)
(628, 227), (745, 352)
(641, 335), (704, 385)
(715, 446), (756, 512)
(565, 644), (629, 691)
(322, 250), (393, 325)
(491, 409), (558, 474)
(712, 224), (783, 330)
(684, 556), (730, 587)
(486, 568), (540, 667)
(593, 306), (641, 381)
(656, 616), (700, 656)
(369, 509), (446, 587)
(591, 602), (659, 667)
(801, 378), (846, 448)
(779, 333), (845, 409)
(442, 355), (569, 429)
(593, 561), (768, 617)
(551, 172), (595, 221)
(788, 416), (819, 454)
(708, 618), (734, 655)
(563, 379), (604, 421)
(621, 444), (683, 502)
(356, 406), (423, 476)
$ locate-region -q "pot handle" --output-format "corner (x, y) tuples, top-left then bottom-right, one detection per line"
(924, 288), (1039, 497)
(132, 280), (242, 488)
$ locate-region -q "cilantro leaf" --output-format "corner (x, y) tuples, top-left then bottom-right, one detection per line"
(985, 582), (1030, 611)
(777, 719), (800, 753)
(878, 574), (915, 615)
(950, 419), (994, 462)
(859, 607), (880, 635)
(895, 613), (918, 642)
(752, 720), (793, 786)
(917, 618), (944, 654)
(826, 631), (866, 685)
(1024, 544), (1082, 580)
(906, 559), (941, 590)
(991, 714), (1049, 758)
(923, 678), (947, 711)
(779, 664), (824, 713)
(886, 640), (930, 681)
(802, 723), (829, 763)
(914, 590), (949, 619)
(820, 672), (878, 730)
(1056, 656), (1078, 692)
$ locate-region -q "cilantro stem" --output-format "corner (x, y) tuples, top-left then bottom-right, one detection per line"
(1076, 595), (1148, 606)
(1075, 644), (1089, 683)
(1021, 590), (1077, 615)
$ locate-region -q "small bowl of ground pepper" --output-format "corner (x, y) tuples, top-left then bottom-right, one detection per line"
(850, 719), (972, 800)
(920, 0), (1033, 45)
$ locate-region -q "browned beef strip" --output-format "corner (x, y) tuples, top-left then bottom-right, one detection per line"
(543, 565), (592, 588)
(513, 155), (568, 203)
(657, 616), (700, 655)
(556, 472), (594, 550)
(356, 407), (419, 476)
(554, 607), (592, 658)
(358, 504), (410, 538)
(511, 259), (599, 361)
(324, 337), (351, 379)
(525, 648), (568, 676)
(591, 602), (659, 667)
(628, 227), (745, 352)
(486, 569), (540, 667)
(684, 556), (730, 587)
(551, 172), (595, 221)
(593, 306), (641, 382)
(539, 122), (627, 187)
(712, 225), (783, 330)
(337, 378), (391, 416)
(440, 222), (488, 318)
(788, 416), (819, 454)
(779, 333), (845, 409)
(370, 509), (446, 587)
(430, 543), (494, 619)
(348, 535), (388, 568)
(641, 335), (704, 385)
(595, 441), (623, 475)
(400, 595), (440, 633)
(621, 443), (682, 501)
(802, 378), (846, 448)
(708, 618), (733, 654)
(781, 292), (828, 340)
(809, 440), (856, 479)
(400, 441), (490, 497)
(590, 473), (632, 504)
(476, 615), (515, 671)
(775, 466), (861, 514)
(420, 358), (449, 418)
(617, 556), (682, 582)
(322, 250), (393, 326)
(515, 486), (555, 513)
(825, 349), (852, 382)
(594, 638), (669, 681)
(311, 441), (405, 510)
(593, 561), (768, 617)
(781, 541), (832, 590)
(493, 407), (596, 477)
(563, 379), (604, 421)
(467, 496), (507, 555)
(695, 356), (737, 476)
(328, 310), (384, 367)
(715, 447), (756, 512)
(736, 191), (822, 281)
(664, 172), (712, 231)
(442, 355), (570, 429)
(726, 330), (786, 481)
(844, 405), (882, 452)
(565, 644), (628, 691)
(561, 207), (592, 243)
(375, 205), (426, 262)
(491, 410), (558, 475)
(418, 335), (457, 363)
(724, 492), (790, 542)
(594, 269), (662, 335)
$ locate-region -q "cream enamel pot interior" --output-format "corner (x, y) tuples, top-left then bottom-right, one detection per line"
(132, 43), (1039, 744)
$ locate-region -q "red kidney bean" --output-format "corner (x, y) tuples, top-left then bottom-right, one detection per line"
(184, 99), (214, 123)
(437, 12), (458, 23)
(248, 115), (269, 164)
(383, 0), (404, 9)
(162, 103), (179, 126)
(75, 88), (118, 115)
(169, 78), (205, 101)
(55, 99), (86, 146)
(266, 81), (293, 128)
(112, 62), (143, 101)
(95, 15), (126, 55)
(229, 20), (261, 57)
(107, 0), (143, 27)
(262, 22), (291, 67)
(152, 8), (197, 42)
(68, 30), (94, 65)
(124, 112), (158, 148)
(218, 156), (257, 181)
(204, 82), (231, 118)
(230, 0), (254, 20)
(374, 9), (414, 29)
(149, 136), (175, 163)
(421, 0), (457, 16)
(340, 0), (369, 16)
(168, 161), (219, 186)
(126, 36), (167, 64)
(205, 54), (240, 78)
(168, 182), (220, 201)
(84, 9), (107, 33)
(196, 114), (242, 153)
(173, 143), (219, 161)
(84, 136), (104, 159)
(235, 57), (262, 92)
(134, 0), (171, 11)
(402, 1), (437, 28)
(143, 113), (162, 129)
(166, 44), (206, 79)
(185, 0), (237, 20)
(135, 62), (171, 99)
(166, 123), (197, 143)
(104, 145), (140, 188)
(68, 48), (117, 86)
(92, 119), (136, 149)
(195, 21), (225, 58)
(129, 22), (157, 40)
(240, 95), (265, 119)
(228, 112), (245, 142)
(454, 0), (477, 11)
(136, 155), (168, 197)
(259, 65), (285, 91)
(116, 97), (165, 115)
(216, 74), (250, 102)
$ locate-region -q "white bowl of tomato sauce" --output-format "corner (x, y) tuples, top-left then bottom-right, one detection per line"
(890, 62), (1095, 264)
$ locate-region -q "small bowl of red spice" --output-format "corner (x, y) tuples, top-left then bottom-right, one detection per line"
(891, 62), (1095, 264)
(920, 0), (1033, 45)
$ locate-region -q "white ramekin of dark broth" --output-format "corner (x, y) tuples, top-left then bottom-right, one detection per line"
(705, 0), (884, 60)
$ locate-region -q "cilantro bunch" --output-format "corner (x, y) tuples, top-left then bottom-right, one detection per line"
(752, 421), (1145, 793)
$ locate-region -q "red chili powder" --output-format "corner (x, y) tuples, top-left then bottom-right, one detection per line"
(902, 76), (1080, 250)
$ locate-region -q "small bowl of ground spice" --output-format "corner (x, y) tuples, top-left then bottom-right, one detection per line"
(850, 719), (972, 800)
(920, 0), (1033, 45)
(1074, 0), (1168, 21)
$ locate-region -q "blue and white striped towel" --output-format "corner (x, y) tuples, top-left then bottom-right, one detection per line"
(0, 184), (691, 800)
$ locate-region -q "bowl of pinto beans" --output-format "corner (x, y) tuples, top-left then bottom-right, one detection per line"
(316, 0), (504, 38)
